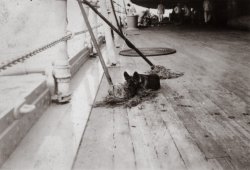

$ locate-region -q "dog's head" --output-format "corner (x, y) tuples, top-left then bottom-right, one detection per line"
(125, 71), (144, 86)
(124, 71), (136, 85)
(124, 71), (139, 97)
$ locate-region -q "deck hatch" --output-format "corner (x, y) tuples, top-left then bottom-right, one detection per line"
(119, 47), (176, 57)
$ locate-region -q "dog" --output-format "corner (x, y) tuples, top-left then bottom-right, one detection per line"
(132, 72), (160, 90)
(124, 71), (160, 91)
(123, 71), (139, 98)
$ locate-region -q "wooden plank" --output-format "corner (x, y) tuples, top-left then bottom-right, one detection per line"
(155, 93), (217, 170)
(187, 87), (250, 140)
(127, 106), (162, 170)
(122, 29), (243, 169)
(208, 157), (235, 170)
(163, 76), (250, 169)
(72, 108), (114, 170)
(113, 107), (136, 170)
(122, 43), (188, 169)
(196, 83), (250, 136)
(125, 27), (250, 169)
(73, 48), (139, 170)
(73, 27), (250, 170)
(147, 32), (250, 169)
(164, 73), (250, 170)
(109, 57), (137, 170)
(186, 88), (250, 170)
(160, 47), (250, 169)
(173, 57), (250, 136)
(119, 44), (160, 170)
(161, 83), (228, 159)
(73, 76), (115, 170)
(164, 43), (250, 139)
(170, 38), (250, 120)
(140, 100), (187, 170)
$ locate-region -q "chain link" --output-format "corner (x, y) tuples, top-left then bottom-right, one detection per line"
(0, 24), (102, 72)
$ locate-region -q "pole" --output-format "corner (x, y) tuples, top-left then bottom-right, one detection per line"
(110, 0), (123, 34)
(77, 0), (113, 85)
(81, 0), (155, 68)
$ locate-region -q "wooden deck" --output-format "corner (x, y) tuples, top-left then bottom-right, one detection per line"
(73, 26), (250, 170)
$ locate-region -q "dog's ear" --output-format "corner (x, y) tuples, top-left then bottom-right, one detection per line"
(124, 71), (130, 81)
(133, 72), (139, 80)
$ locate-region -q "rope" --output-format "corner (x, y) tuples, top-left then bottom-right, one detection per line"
(0, 24), (103, 72)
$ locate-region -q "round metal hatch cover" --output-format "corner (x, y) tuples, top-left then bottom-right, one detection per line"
(119, 47), (176, 57)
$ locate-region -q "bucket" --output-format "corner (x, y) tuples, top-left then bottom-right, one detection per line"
(127, 15), (139, 31)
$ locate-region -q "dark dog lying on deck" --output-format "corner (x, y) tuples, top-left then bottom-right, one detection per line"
(94, 72), (160, 108)
(124, 71), (161, 92)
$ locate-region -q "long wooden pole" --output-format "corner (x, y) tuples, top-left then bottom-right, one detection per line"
(81, 0), (155, 68)
(77, 0), (113, 85)
(110, 0), (123, 34)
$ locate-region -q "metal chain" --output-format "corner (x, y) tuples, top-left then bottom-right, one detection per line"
(0, 24), (102, 72)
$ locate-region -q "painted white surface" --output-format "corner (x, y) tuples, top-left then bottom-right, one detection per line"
(1, 56), (105, 170)
(66, 0), (88, 59)
(0, 1), (109, 169)
(0, 74), (45, 113)
(0, 0), (67, 65)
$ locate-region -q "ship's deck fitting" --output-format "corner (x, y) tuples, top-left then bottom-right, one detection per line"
(119, 47), (176, 57)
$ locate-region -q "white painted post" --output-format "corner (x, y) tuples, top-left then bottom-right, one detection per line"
(99, 0), (117, 66)
(52, 0), (91, 103)
(49, 1), (71, 103)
